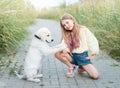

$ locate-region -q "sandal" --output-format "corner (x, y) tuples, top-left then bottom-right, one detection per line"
(67, 67), (74, 77)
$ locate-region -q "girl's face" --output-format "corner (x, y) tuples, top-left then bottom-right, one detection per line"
(61, 19), (74, 31)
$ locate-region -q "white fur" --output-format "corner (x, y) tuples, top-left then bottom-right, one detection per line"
(15, 27), (66, 82)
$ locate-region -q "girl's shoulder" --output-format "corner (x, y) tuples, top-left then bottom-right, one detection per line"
(79, 25), (89, 31)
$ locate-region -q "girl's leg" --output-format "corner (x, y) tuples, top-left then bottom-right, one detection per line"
(78, 67), (85, 74)
(55, 51), (75, 77)
(55, 51), (73, 68)
(82, 64), (99, 79)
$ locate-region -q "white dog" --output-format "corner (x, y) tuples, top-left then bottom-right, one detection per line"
(15, 27), (66, 82)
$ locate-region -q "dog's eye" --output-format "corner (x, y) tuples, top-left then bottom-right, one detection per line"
(47, 35), (50, 37)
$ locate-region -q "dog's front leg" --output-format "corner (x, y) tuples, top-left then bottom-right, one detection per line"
(27, 78), (40, 82)
(40, 43), (66, 56)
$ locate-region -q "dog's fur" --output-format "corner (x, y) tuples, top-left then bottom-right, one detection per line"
(15, 27), (66, 82)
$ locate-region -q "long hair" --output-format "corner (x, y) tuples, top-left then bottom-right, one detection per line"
(60, 13), (80, 53)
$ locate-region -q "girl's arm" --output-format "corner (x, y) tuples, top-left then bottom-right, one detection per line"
(85, 27), (99, 59)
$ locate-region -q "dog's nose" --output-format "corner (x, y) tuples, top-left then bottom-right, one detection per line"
(51, 39), (54, 42)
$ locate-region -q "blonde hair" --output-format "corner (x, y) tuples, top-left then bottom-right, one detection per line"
(60, 13), (80, 52)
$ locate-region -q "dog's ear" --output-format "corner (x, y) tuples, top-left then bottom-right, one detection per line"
(34, 35), (41, 40)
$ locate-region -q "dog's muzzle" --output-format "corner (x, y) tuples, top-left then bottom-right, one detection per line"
(46, 39), (54, 43)
(51, 39), (54, 42)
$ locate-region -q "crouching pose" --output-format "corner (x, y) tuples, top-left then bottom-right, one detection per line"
(55, 13), (99, 79)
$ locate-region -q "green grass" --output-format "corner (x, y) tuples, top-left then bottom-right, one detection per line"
(37, 0), (120, 60)
(0, 0), (37, 73)
(0, 0), (37, 54)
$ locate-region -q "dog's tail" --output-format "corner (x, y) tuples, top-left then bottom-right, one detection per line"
(14, 71), (26, 80)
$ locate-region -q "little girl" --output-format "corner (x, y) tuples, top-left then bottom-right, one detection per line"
(55, 13), (99, 79)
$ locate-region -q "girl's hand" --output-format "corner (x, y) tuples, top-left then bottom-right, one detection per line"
(86, 54), (96, 60)
(62, 48), (70, 53)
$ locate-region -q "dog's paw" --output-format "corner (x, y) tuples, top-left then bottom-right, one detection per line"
(35, 74), (43, 78)
(60, 43), (67, 49)
(27, 78), (40, 82)
(58, 42), (67, 48)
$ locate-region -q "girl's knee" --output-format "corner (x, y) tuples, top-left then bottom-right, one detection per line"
(90, 73), (99, 80)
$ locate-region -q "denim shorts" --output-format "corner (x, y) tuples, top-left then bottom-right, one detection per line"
(71, 51), (92, 68)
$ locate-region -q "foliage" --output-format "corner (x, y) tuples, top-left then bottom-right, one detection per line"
(0, 0), (37, 54)
(0, 0), (37, 72)
(37, 0), (120, 60)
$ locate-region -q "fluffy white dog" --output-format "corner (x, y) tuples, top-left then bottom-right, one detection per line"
(15, 27), (66, 82)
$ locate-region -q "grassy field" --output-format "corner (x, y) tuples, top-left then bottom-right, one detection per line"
(0, 0), (37, 73)
(0, 0), (37, 54)
(37, 0), (120, 61)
